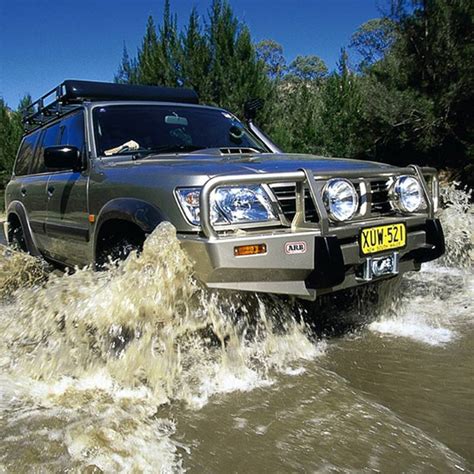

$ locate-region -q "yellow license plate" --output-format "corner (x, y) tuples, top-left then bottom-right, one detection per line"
(360, 223), (406, 255)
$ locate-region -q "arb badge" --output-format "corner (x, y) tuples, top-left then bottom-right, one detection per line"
(285, 241), (307, 255)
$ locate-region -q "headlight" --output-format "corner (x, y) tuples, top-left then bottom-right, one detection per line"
(176, 185), (279, 226)
(393, 175), (423, 212)
(322, 179), (359, 222)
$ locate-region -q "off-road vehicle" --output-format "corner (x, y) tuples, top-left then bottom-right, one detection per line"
(4, 80), (445, 300)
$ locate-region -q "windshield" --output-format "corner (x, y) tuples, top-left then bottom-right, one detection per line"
(92, 104), (267, 156)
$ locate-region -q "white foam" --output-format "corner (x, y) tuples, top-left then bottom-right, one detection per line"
(283, 367), (306, 376)
(369, 317), (455, 346)
(190, 364), (273, 409)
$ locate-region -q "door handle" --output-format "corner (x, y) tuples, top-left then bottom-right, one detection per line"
(47, 186), (55, 197)
(21, 187), (27, 197)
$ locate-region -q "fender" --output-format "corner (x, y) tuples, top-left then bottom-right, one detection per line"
(94, 198), (167, 248)
(5, 201), (42, 257)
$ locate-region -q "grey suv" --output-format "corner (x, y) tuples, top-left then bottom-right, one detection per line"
(4, 80), (445, 300)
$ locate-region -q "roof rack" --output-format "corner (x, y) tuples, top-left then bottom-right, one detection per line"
(22, 80), (199, 132)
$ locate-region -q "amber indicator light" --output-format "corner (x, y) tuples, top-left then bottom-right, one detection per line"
(88, 214), (96, 223)
(234, 243), (267, 257)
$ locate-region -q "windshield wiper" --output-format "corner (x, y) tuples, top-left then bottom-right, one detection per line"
(131, 144), (206, 159)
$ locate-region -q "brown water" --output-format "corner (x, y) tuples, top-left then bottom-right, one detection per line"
(0, 184), (472, 473)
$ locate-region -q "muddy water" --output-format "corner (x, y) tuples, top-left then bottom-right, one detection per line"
(0, 184), (472, 473)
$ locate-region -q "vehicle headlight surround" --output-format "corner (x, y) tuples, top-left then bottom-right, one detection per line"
(393, 175), (423, 213)
(322, 178), (359, 222)
(176, 185), (279, 226)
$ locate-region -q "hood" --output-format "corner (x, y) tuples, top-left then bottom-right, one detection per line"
(104, 152), (393, 179)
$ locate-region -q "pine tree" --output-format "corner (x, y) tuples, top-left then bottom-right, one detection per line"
(137, 16), (162, 85)
(115, 44), (138, 84)
(319, 49), (364, 157)
(157, 0), (180, 86)
(180, 8), (212, 100)
(0, 97), (25, 188)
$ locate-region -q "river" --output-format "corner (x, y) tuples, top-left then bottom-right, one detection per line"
(0, 183), (472, 472)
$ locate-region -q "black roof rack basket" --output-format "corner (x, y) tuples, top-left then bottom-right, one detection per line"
(22, 80), (199, 132)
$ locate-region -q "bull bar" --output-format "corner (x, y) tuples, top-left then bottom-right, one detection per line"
(199, 165), (438, 239)
(178, 164), (443, 299)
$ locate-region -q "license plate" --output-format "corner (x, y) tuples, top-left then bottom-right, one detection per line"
(360, 223), (406, 255)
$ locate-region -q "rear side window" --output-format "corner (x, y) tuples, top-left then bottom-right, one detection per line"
(14, 131), (40, 176)
(31, 122), (61, 174)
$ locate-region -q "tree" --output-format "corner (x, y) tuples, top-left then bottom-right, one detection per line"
(116, 0), (272, 120)
(357, 0), (473, 184)
(287, 55), (328, 82)
(115, 44), (138, 84)
(256, 39), (286, 80)
(136, 15), (162, 85)
(349, 18), (396, 70)
(318, 49), (364, 157)
(0, 97), (26, 188)
(180, 8), (212, 100)
(393, 0), (473, 172)
(157, 0), (180, 86)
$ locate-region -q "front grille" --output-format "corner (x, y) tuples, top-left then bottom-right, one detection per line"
(271, 177), (399, 225)
(270, 184), (318, 222)
(369, 179), (395, 216)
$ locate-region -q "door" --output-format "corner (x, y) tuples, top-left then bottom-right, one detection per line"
(14, 129), (50, 250)
(45, 110), (90, 265)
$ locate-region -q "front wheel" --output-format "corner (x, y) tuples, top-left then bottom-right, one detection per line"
(9, 222), (28, 252)
(96, 236), (143, 269)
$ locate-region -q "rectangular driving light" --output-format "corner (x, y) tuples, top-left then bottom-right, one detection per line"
(234, 244), (267, 257)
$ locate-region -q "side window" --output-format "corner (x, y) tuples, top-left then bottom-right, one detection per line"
(31, 122), (61, 174)
(59, 112), (85, 150)
(29, 111), (84, 174)
(14, 131), (40, 176)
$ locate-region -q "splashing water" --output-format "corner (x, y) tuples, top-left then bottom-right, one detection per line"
(368, 182), (473, 345)
(438, 182), (474, 268)
(0, 245), (49, 299)
(0, 223), (320, 471)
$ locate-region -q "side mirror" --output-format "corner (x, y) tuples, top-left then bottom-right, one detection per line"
(44, 146), (83, 171)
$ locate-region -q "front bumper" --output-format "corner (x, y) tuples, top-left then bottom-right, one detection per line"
(179, 217), (445, 300)
(179, 165), (443, 300)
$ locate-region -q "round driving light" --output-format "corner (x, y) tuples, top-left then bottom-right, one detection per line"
(323, 179), (359, 222)
(393, 176), (423, 212)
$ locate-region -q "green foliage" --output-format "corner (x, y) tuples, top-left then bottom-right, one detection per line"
(256, 39), (286, 80)
(179, 8), (212, 99)
(115, 0), (272, 119)
(318, 50), (364, 157)
(269, 82), (322, 154)
(115, 44), (138, 84)
(359, 0), (473, 185)
(287, 55), (328, 82)
(350, 18), (396, 70)
(0, 98), (24, 188)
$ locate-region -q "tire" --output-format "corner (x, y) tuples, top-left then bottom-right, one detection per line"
(9, 222), (28, 252)
(97, 235), (143, 268)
